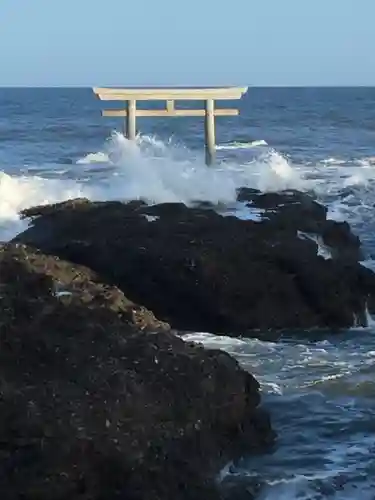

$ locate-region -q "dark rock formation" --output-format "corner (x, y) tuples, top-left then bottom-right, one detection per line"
(0, 242), (274, 500)
(1, 240), (169, 333)
(237, 188), (362, 262)
(14, 190), (375, 335)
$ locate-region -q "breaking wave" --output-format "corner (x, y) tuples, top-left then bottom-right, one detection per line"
(0, 132), (305, 241)
(1, 130), (374, 249)
(0, 171), (89, 241)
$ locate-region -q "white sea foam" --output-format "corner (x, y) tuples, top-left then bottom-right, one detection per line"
(321, 157), (345, 166)
(76, 151), (109, 164)
(0, 171), (90, 240)
(143, 214), (159, 222)
(216, 139), (268, 150)
(220, 202), (268, 221)
(1, 131), (373, 244)
(297, 231), (333, 259)
(0, 132), (306, 241)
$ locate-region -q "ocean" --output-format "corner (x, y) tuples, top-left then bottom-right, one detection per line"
(1, 86), (375, 498)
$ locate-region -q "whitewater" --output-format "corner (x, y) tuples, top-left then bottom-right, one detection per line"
(2, 87), (375, 499)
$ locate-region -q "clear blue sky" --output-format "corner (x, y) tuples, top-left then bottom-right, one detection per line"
(0, 0), (374, 86)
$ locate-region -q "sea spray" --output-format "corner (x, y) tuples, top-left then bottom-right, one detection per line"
(0, 132), (305, 241)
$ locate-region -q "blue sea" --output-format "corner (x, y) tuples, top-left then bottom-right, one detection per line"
(1, 87), (375, 498)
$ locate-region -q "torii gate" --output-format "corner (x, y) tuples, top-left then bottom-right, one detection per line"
(93, 86), (248, 165)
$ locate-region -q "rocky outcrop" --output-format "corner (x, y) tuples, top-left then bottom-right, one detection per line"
(237, 188), (362, 262)
(14, 190), (375, 335)
(1, 240), (169, 333)
(0, 243), (274, 500)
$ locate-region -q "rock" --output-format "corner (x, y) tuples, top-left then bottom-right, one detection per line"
(237, 188), (362, 262)
(1, 240), (169, 333)
(320, 220), (361, 262)
(14, 191), (373, 334)
(0, 243), (275, 500)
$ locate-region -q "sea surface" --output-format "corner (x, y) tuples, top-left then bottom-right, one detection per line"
(1, 87), (375, 498)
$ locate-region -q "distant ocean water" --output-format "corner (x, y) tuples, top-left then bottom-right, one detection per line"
(1, 87), (375, 498)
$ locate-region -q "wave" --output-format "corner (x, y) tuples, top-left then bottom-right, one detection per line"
(1, 131), (374, 250)
(216, 139), (268, 150)
(0, 171), (91, 241)
(76, 152), (109, 164)
(186, 330), (375, 499)
(0, 132), (306, 241)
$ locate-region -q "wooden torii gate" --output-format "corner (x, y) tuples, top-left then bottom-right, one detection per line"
(93, 86), (248, 165)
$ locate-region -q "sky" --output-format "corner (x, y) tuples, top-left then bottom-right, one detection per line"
(0, 0), (374, 87)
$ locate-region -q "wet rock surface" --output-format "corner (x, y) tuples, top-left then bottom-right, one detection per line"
(0, 242), (274, 500)
(15, 190), (375, 335)
(237, 188), (362, 262)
